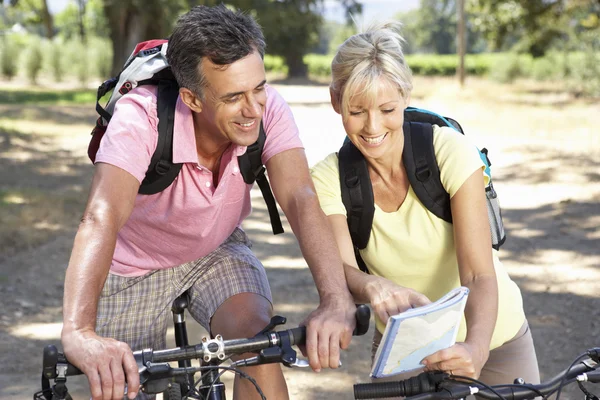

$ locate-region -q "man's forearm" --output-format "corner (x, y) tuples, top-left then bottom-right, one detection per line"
(62, 218), (118, 335)
(283, 189), (350, 299)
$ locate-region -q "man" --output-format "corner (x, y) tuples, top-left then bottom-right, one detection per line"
(61, 5), (356, 400)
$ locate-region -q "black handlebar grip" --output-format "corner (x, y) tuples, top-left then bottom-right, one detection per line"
(354, 371), (446, 399)
(354, 381), (411, 399)
(42, 344), (83, 378)
(63, 358), (84, 377)
(352, 304), (370, 336)
(43, 345), (59, 379)
(289, 326), (306, 346)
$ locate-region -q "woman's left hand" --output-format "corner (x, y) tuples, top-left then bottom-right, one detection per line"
(420, 342), (489, 379)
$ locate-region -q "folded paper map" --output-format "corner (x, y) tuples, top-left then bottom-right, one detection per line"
(371, 286), (469, 378)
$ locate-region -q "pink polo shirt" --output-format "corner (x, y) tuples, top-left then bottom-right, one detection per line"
(95, 85), (303, 277)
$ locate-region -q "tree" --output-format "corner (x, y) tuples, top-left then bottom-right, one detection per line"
(468, 0), (566, 57)
(396, 0), (483, 55)
(102, 0), (195, 76)
(7, 0), (54, 38)
(55, 0), (99, 41)
(93, 0), (360, 78)
(250, 0), (361, 77)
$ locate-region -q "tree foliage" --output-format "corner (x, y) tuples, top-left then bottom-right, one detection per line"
(395, 0), (484, 55)
(6, 0), (54, 38)
(466, 0), (600, 57)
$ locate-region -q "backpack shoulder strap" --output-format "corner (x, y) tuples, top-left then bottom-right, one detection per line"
(238, 124), (284, 235)
(403, 121), (452, 223)
(138, 77), (183, 194)
(338, 140), (374, 274)
(338, 140), (374, 250)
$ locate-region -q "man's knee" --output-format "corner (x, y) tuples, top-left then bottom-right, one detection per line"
(210, 292), (273, 339)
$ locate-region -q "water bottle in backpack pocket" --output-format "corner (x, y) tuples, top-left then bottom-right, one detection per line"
(485, 181), (506, 250)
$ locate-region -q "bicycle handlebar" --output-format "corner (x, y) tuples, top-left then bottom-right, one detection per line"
(42, 304), (371, 383)
(353, 350), (600, 400)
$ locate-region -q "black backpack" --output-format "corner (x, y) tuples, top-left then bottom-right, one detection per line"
(338, 107), (505, 273)
(88, 40), (283, 235)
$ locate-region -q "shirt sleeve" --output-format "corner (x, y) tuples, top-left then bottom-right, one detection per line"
(94, 87), (159, 183)
(310, 153), (347, 216)
(261, 85), (304, 164)
(433, 125), (489, 198)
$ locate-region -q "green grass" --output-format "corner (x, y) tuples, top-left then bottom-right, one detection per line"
(0, 88), (96, 105)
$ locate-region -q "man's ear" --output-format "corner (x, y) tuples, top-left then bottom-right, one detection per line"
(179, 88), (203, 113)
(329, 87), (341, 115)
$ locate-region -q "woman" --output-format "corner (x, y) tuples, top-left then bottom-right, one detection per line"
(310, 22), (539, 385)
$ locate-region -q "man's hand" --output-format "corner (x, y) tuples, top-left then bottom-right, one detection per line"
(364, 277), (431, 323)
(421, 342), (489, 379)
(302, 293), (356, 372)
(62, 329), (140, 400)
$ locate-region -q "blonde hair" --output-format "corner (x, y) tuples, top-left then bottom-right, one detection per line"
(330, 21), (413, 118)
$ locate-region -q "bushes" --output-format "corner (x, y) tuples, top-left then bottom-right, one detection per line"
(488, 53), (530, 83)
(2, 31), (597, 97)
(1, 35), (21, 80)
(0, 33), (111, 86)
(264, 54), (288, 75)
(304, 54), (331, 78)
(24, 37), (44, 84)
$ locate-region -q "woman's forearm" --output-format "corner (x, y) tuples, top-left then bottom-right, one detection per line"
(462, 274), (498, 359)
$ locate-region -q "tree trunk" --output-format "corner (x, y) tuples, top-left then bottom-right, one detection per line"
(104, 0), (168, 76)
(77, 0), (86, 43)
(104, 3), (147, 75)
(456, 0), (466, 86)
(285, 53), (308, 79)
(40, 0), (54, 39)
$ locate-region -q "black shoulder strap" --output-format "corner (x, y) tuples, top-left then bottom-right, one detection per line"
(138, 78), (183, 194)
(403, 121), (452, 223)
(338, 140), (374, 274)
(238, 124), (284, 235)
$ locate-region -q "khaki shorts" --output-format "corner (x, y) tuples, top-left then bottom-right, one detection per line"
(96, 228), (272, 352)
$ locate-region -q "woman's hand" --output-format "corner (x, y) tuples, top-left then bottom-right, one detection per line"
(421, 341), (489, 379)
(363, 276), (430, 323)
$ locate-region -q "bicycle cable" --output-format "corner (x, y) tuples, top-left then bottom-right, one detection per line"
(491, 383), (548, 400)
(191, 365), (267, 400)
(555, 351), (589, 400)
(449, 374), (508, 400)
(578, 380), (600, 400)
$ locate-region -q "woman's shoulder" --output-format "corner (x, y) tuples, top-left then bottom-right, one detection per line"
(310, 152), (340, 176)
(432, 124), (482, 160)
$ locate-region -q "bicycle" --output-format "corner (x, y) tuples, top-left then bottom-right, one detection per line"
(352, 347), (600, 400)
(34, 292), (371, 400)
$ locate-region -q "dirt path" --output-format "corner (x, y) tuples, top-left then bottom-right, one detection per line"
(0, 78), (598, 399)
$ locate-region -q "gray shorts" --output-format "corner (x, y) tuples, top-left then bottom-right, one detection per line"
(96, 228), (272, 351)
(370, 319), (540, 389)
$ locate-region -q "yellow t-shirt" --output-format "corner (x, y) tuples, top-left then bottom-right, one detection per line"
(310, 125), (524, 350)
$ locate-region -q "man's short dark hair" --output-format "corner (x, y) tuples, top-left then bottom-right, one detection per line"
(167, 4), (266, 98)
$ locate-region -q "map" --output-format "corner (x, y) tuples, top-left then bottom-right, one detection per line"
(371, 286), (469, 378)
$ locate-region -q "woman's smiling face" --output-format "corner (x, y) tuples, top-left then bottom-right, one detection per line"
(340, 76), (408, 161)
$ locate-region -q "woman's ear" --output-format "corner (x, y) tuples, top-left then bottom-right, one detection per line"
(330, 87), (341, 115)
(179, 88), (203, 113)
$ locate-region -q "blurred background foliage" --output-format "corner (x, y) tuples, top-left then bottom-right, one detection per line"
(0, 0), (599, 96)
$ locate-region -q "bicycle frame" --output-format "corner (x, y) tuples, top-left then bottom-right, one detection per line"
(169, 291), (225, 400)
